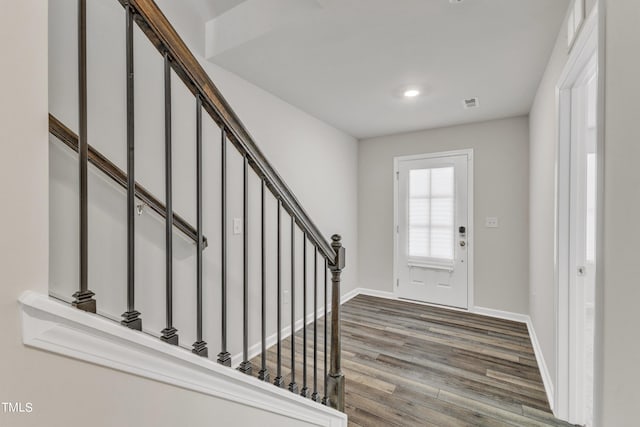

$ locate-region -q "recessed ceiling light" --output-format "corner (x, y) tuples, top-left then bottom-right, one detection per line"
(403, 89), (421, 98)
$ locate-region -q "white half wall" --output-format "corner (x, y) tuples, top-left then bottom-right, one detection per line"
(19, 291), (346, 427)
(358, 116), (530, 315)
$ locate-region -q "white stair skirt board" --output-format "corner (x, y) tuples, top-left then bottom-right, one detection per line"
(351, 287), (555, 413)
(19, 291), (347, 427)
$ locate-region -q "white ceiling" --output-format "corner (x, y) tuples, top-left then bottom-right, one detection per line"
(181, 0), (246, 21)
(199, 0), (569, 139)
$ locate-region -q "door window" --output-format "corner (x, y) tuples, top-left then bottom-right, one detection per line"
(408, 166), (455, 264)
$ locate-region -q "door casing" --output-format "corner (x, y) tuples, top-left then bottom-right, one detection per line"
(555, 5), (600, 423)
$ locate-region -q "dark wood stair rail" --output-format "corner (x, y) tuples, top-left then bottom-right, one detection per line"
(53, 0), (345, 412)
(49, 114), (205, 247)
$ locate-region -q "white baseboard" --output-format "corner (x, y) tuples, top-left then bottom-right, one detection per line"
(471, 306), (529, 324)
(19, 291), (347, 427)
(355, 288), (395, 300)
(340, 287), (361, 304)
(231, 287), (362, 368)
(526, 317), (555, 412)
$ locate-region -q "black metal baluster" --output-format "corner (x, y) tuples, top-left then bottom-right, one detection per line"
(258, 181), (270, 381)
(322, 259), (328, 405)
(312, 248), (319, 401)
(72, 0), (96, 313)
(217, 128), (231, 366)
(301, 234), (309, 397)
(288, 217), (298, 393)
(192, 96), (207, 357)
(160, 53), (178, 345)
(274, 200), (284, 387)
(238, 156), (252, 374)
(121, 4), (141, 330)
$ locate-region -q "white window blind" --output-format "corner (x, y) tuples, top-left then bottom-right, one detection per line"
(408, 166), (455, 262)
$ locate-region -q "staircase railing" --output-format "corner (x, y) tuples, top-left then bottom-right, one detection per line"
(50, 0), (345, 411)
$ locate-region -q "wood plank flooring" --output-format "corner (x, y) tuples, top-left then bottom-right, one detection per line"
(250, 294), (575, 426)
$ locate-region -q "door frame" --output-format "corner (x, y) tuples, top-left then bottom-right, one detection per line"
(554, 5), (600, 423)
(393, 149), (474, 310)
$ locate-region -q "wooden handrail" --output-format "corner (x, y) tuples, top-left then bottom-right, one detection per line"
(49, 113), (206, 248)
(119, 0), (336, 262)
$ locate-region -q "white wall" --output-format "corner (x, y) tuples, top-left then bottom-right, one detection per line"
(48, 0), (358, 364)
(599, 0), (640, 424)
(358, 116), (530, 314)
(528, 0), (597, 393)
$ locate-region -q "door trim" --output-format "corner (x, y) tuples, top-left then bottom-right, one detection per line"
(393, 149), (474, 310)
(554, 5), (599, 423)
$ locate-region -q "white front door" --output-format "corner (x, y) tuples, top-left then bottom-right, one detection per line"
(395, 152), (470, 309)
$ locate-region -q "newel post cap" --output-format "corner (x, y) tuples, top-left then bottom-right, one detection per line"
(330, 235), (346, 270)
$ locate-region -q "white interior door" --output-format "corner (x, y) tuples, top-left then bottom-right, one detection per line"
(395, 152), (470, 309)
(568, 61), (597, 427)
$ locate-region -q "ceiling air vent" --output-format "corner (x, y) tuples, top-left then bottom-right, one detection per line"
(463, 97), (479, 109)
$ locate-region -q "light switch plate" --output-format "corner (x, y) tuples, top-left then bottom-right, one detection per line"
(485, 217), (499, 228)
(233, 218), (243, 235)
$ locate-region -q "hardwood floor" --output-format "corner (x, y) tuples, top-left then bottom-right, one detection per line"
(250, 294), (575, 426)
